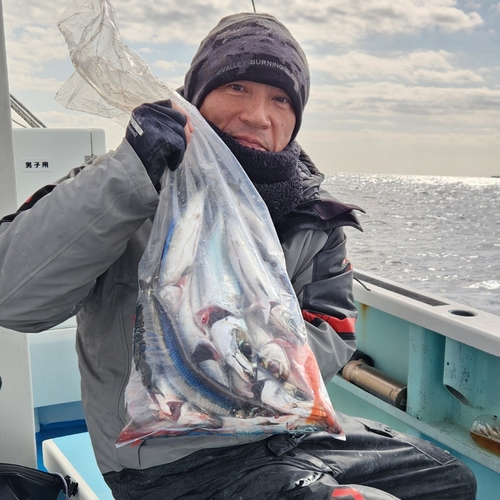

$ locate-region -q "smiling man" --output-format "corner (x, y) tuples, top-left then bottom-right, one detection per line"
(0, 12), (476, 500)
(199, 80), (295, 152)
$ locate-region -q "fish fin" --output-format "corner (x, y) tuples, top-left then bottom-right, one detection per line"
(247, 297), (271, 324)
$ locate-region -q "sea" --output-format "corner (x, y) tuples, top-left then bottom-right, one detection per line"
(322, 173), (500, 317)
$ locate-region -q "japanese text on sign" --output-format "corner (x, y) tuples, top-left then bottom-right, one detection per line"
(22, 159), (51, 171)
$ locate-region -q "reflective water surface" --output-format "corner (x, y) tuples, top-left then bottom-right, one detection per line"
(324, 173), (500, 316)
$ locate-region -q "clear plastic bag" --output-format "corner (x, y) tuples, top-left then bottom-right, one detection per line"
(57, 0), (343, 446)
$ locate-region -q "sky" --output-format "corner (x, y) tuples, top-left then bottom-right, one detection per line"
(2, 0), (500, 177)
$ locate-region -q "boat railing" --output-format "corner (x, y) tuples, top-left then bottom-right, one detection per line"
(327, 269), (500, 499)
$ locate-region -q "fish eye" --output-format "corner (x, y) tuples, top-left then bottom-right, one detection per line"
(294, 388), (309, 401)
(267, 360), (281, 376)
(240, 341), (254, 361)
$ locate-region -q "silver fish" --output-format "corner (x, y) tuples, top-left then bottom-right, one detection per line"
(132, 300), (173, 404)
(149, 294), (236, 417)
(258, 377), (313, 419)
(198, 359), (230, 388)
(175, 275), (217, 361)
(268, 303), (307, 344)
(153, 376), (184, 417)
(159, 190), (205, 286)
(235, 197), (295, 302)
(258, 341), (290, 381)
(244, 308), (290, 381)
(210, 316), (256, 383)
(119, 372), (222, 444)
(157, 283), (183, 313)
(197, 217), (244, 317)
(225, 218), (275, 322)
(227, 368), (257, 400)
(229, 185), (280, 257)
(176, 401), (223, 430)
(244, 307), (271, 348)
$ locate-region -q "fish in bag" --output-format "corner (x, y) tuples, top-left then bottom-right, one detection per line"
(115, 125), (344, 445)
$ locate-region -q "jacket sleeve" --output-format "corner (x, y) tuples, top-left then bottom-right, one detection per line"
(282, 227), (357, 382)
(0, 140), (159, 333)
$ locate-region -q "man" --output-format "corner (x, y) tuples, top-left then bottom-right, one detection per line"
(0, 13), (476, 500)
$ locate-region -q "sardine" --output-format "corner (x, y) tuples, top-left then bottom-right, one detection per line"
(230, 187), (280, 257)
(210, 316), (257, 383)
(268, 303), (307, 344)
(228, 368), (257, 400)
(197, 218), (244, 316)
(159, 190), (205, 286)
(175, 275), (217, 361)
(258, 341), (290, 381)
(257, 377), (313, 419)
(225, 218), (275, 322)
(198, 359), (230, 388)
(118, 382), (222, 445)
(244, 308), (291, 381)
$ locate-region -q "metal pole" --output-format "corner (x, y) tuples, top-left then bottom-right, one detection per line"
(0, 0), (17, 217)
(10, 93), (46, 128)
(0, 0), (36, 468)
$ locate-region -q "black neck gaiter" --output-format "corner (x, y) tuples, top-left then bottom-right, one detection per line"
(210, 125), (303, 219)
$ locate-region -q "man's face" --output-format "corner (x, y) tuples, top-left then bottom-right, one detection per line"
(199, 80), (296, 152)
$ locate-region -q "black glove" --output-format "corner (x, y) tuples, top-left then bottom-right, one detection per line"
(125, 100), (187, 185)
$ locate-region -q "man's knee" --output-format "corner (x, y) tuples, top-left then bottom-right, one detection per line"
(450, 459), (477, 500)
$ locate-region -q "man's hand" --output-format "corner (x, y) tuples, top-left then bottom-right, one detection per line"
(125, 100), (193, 185)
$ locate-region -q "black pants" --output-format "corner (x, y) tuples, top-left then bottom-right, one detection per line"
(104, 413), (477, 500)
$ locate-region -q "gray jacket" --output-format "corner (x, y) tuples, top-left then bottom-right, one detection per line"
(0, 140), (361, 474)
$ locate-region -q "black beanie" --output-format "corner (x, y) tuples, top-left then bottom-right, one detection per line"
(184, 13), (310, 142)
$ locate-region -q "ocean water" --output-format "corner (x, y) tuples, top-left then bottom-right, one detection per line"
(323, 173), (500, 317)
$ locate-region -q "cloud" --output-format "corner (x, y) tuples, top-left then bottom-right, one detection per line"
(300, 127), (500, 146)
(59, 0), (485, 46)
(4, 1), (73, 94)
(3, 0), (69, 29)
(152, 59), (189, 73)
(29, 110), (126, 148)
(8, 74), (65, 93)
(282, 0), (483, 43)
(4, 23), (68, 62)
(310, 50), (484, 84)
(112, 0), (228, 44)
(151, 59), (190, 88)
(3, 0), (485, 81)
(307, 82), (500, 124)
